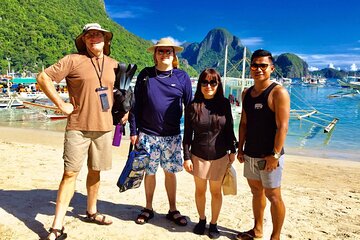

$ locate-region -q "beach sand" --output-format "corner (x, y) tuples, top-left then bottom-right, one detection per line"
(0, 126), (359, 240)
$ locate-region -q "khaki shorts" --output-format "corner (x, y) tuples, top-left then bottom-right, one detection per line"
(63, 130), (112, 172)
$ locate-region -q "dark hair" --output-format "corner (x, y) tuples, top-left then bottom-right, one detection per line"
(193, 68), (224, 101)
(192, 68), (225, 128)
(251, 49), (274, 63)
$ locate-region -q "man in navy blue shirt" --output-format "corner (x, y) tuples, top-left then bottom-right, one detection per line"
(129, 38), (192, 226)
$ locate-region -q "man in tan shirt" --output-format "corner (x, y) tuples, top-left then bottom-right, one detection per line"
(37, 23), (122, 240)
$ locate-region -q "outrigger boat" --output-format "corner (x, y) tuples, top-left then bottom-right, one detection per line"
(22, 101), (67, 120)
(221, 46), (338, 138)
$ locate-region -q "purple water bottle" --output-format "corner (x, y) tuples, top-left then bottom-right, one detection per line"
(112, 124), (122, 146)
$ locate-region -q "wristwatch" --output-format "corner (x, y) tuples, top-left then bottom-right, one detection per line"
(272, 150), (281, 160)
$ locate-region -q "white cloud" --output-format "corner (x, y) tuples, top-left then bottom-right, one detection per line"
(350, 63), (358, 71)
(350, 48), (360, 51)
(110, 11), (137, 19)
(106, 4), (152, 19)
(242, 37), (263, 46)
(328, 63), (335, 69)
(297, 53), (360, 70)
(175, 25), (185, 32)
(308, 66), (319, 71)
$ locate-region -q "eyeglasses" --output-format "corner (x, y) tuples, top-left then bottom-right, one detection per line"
(84, 31), (104, 38)
(200, 79), (218, 87)
(250, 63), (271, 71)
(157, 49), (174, 55)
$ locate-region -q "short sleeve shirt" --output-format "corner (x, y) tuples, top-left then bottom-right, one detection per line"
(45, 53), (118, 131)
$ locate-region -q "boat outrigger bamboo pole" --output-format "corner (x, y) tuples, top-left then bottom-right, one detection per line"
(324, 118), (339, 133)
(223, 44), (228, 95)
(241, 47), (246, 94)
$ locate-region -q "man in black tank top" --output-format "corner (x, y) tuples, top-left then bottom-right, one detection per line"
(236, 50), (290, 240)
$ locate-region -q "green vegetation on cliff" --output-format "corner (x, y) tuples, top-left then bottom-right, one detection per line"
(274, 53), (309, 78)
(0, 0), (197, 76)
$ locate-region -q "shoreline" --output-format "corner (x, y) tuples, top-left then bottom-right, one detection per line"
(1, 123), (359, 162)
(1, 126), (360, 239)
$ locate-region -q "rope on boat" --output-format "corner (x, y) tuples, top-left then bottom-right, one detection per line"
(288, 85), (339, 133)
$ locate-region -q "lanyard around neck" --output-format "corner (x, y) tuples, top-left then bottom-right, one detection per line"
(91, 57), (105, 88)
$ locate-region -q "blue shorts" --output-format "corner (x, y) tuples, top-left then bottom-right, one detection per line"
(243, 154), (284, 188)
(137, 132), (183, 175)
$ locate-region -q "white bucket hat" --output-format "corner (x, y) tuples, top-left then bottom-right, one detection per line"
(75, 23), (113, 56)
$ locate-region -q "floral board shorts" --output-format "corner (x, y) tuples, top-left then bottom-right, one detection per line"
(137, 132), (183, 175)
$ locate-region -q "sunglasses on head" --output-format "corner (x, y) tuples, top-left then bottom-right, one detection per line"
(200, 79), (218, 87)
(250, 63), (271, 71)
(157, 49), (174, 55)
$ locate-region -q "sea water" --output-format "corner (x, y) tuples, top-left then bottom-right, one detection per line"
(0, 79), (359, 161)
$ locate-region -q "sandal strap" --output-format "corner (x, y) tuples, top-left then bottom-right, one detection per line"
(141, 208), (153, 214)
(86, 211), (99, 219)
(169, 210), (180, 215)
(48, 227), (64, 238)
(86, 211), (107, 224)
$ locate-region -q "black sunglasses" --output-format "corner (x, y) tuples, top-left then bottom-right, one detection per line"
(157, 49), (174, 55)
(200, 79), (218, 87)
(250, 63), (271, 71)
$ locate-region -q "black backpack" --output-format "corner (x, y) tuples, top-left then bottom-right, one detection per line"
(112, 63), (137, 125)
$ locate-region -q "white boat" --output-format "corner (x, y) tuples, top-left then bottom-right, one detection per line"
(348, 81), (360, 90)
(0, 96), (23, 108)
(338, 76), (360, 89)
(41, 110), (68, 120)
(280, 77), (292, 85)
(301, 76), (326, 86)
(17, 91), (69, 101)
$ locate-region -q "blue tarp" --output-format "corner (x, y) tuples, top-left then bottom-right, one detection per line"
(12, 78), (37, 84)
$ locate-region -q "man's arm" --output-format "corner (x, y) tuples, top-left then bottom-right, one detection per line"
(273, 87), (290, 155)
(36, 71), (74, 115)
(265, 86), (290, 170)
(237, 89), (248, 163)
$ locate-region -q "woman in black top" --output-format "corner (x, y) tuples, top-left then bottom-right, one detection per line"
(183, 68), (237, 238)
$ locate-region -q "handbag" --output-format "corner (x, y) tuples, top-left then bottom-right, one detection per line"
(117, 143), (149, 192)
(222, 164), (237, 195)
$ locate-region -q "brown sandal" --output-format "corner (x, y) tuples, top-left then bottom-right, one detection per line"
(46, 227), (67, 240)
(84, 211), (113, 225)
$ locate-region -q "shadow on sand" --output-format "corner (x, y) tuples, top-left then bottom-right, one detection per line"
(0, 189), (238, 239)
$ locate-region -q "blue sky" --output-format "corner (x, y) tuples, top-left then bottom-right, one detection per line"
(104, 0), (360, 71)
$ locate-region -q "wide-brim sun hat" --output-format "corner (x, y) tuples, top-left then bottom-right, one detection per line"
(147, 38), (183, 53)
(75, 23), (113, 56)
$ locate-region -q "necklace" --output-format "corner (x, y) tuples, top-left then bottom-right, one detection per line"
(155, 68), (173, 79)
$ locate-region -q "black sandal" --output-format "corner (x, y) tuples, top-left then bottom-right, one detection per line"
(166, 210), (188, 226)
(46, 227), (67, 240)
(135, 208), (154, 225)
